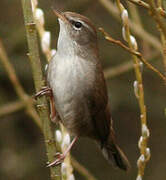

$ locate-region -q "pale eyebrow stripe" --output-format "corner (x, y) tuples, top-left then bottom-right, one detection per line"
(69, 17), (95, 34)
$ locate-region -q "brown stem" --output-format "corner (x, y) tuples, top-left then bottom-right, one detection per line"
(0, 40), (27, 100)
(115, 1), (149, 178)
(104, 50), (159, 79)
(71, 156), (98, 180)
(147, 0), (166, 38)
(99, 28), (166, 84)
(127, 0), (166, 18)
(0, 101), (25, 117)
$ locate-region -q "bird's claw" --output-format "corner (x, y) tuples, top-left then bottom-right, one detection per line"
(34, 86), (52, 99)
(47, 153), (65, 167)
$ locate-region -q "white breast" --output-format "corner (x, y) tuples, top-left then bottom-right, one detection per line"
(48, 54), (96, 120)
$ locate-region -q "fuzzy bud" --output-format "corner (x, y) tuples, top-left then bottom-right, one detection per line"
(61, 134), (70, 149)
(130, 35), (138, 50)
(69, 174), (75, 180)
(142, 124), (150, 137)
(139, 154), (145, 162)
(45, 64), (48, 72)
(51, 49), (56, 57)
(61, 162), (67, 175)
(64, 134), (70, 145)
(140, 114), (144, 120)
(137, 154), (145, 167)
(31, 0), (38, 12)
(122, 27), (127, 41)
(138, 136), (143, 149)
(55, 130), (62, 143)
(35, 8), (44, 25)
(133, 80), (139, 98)
(136, 175), (142, 180)
(140, 61), (143, 73)
(145, 147), (151, 161)
(41, 31), (51, 53)
(121, 9), (128, 24)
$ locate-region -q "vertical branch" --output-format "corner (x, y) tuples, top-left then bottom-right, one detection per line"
(31, 1), (75, 179)
(21, 0), (61, 179)
(158, 22), (166, 74)
(157, 0), (162, 7)
(127, 0), (166, 18)
(127, 2), (150, 56)
(147, 0), (166, 38)
(147, 0), (166, 74)
(115, 1), (150, 179)
(147, 0), (166, 73)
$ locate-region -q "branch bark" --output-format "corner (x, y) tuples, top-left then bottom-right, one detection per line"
(21, 0), (61, 179)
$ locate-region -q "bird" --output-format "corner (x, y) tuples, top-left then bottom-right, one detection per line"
(38, 10), (130, 171)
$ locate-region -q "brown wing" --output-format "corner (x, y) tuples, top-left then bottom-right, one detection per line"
(87, 62), (111, 142)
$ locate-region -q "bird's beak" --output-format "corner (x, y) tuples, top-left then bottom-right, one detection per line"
(52, 9), (69, 23)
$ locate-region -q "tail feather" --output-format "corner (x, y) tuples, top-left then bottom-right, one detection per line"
(101, 141), (130, 171)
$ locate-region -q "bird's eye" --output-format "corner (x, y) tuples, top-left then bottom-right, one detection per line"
(70, 20), (83, 30)
(74, 21), (82, 29)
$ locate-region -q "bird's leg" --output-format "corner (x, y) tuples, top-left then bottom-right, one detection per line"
(49, 94), (59, 123)
(34, 86), (58, 123)
(47, 136), (78, 167)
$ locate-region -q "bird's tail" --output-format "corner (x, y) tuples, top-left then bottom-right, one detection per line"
(101, 134), (130, 171)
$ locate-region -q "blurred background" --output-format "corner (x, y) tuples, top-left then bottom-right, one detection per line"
(0, 0), (166, 180)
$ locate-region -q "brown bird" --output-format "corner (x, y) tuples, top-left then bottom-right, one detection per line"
(38, 10), (130, 171)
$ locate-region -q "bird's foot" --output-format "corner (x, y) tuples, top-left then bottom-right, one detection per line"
(47, 153), (66, 167)
(34, 86), (52, 99)
(47, 137), (78, 167)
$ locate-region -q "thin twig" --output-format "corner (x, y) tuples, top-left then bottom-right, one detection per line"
(157, 0), (162, 7)
(150, 0), (166, 74)
(147, 0), (166, 38)
(98, 0), (162, 53)
(99, 28), (166, 84)
(115, 1), (149, 179)
(127, 0), (166, 18)
(0, 101), (25, 117)
(159, 28), (166, 74)
(127, 0), (149, 9)
(0, 39), (41, 129)
(0, 40), (27, 100)
(146, 0), (166, 73)
(71, 157), (98, 180)
(127, 2), (152, 60)
(104, 50), (159, 79)
(21, 0), (61, 179)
